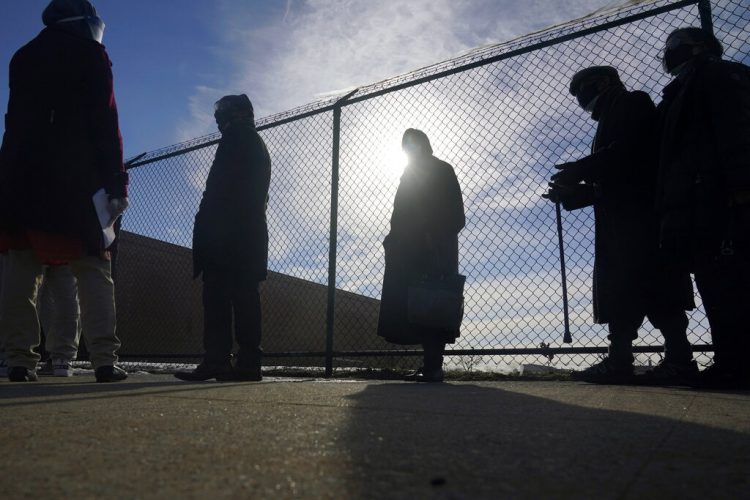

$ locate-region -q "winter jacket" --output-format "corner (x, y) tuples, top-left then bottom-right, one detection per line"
(0, 26), (127, 254)
(567, 87), (693, 323)
(192, 118), (271, 280)
(377, 154), (465, 345)
(657, 56), (750, 266)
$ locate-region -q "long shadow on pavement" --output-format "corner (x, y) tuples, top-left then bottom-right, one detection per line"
(341, 382), (749, 499)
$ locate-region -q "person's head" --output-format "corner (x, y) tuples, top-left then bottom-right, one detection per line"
(401, 128), (433, 161)
(569, 66), (622, 113)
(662, 27), (723, 75)
(42, 0), (105, 44)
(214, 94), (255, 132)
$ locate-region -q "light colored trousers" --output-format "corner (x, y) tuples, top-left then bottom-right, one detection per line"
(38, 265), (82, 361)
(0, 249), (120, 370)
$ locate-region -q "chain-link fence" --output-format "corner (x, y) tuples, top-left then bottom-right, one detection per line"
(118, 0), (749, 374)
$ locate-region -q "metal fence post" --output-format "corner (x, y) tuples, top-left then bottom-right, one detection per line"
(325, 90), (358, 378)
(698, 0), (714, 33)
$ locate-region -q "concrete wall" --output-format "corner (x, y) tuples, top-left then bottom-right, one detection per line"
(115, 231), (410, 367)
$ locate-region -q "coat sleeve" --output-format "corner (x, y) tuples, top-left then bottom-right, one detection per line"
(703, 61), (750, 200)
(426, 162), (465, 235)
(577, 91), (657, 185)
(85, 46), (127, 199)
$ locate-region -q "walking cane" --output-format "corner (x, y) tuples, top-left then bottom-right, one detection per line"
(555, 200), (572, 344)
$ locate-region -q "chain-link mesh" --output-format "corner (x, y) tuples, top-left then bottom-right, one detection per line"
(118, 0), (749, 372)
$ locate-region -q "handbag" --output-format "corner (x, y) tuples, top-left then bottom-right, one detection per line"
(407, 273), (466, 330)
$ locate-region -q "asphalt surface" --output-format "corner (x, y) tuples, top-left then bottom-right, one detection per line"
(1, 374), (748, 499)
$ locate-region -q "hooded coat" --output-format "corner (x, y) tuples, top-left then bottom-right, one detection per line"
(568, 86), (694, 323)
(0, 25), (127, 254)
(192, 118), (271, 281)
(657, 56), (750, 264)
(377, 151), (465, 345)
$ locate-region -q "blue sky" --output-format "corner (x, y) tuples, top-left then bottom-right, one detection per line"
(0, 0), (622, 158)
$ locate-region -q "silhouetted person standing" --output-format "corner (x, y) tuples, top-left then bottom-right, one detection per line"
(175, 94), (271, 382)
(545, 66), (695, 385)
(377, 129), (465, 383)
(0, 0), (129, 383)
(657, 27), (750, 390)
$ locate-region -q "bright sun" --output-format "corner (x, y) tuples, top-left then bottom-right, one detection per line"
(383, 146), (407, 180)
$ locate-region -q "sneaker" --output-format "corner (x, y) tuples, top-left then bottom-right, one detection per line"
(404, 367), (425, 381)
(95, 365), (128, 383)
(52, 359), (74, 377)
(174, 362), (233, 382)
(8, 366), (38, 382)
(570, 357), (634, 384)
(635, 359), (699, 386)
(693, 364), (750, 390)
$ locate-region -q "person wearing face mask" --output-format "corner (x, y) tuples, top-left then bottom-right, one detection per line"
(377, 129), (465, 383)
(0, 0), (128, 382)
(657, 27), (750, 390)
(544, 66), (695, 385)
(175, 94), (271, 382)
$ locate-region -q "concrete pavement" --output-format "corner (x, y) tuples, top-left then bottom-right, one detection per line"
(1, 375), (748, 499)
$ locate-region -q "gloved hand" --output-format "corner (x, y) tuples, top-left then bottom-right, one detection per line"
(550, 161), (587, 185)
(542, 185), (562, 203)
(107, 197), (129, 221)
(542, 182), (595, 211)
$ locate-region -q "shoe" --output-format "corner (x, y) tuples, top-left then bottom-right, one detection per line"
(404, 367), (444, 383)
(570, 357), (634, 384)
(95, 365), (128, 383)
(635, 360), (698, 386)
(0, 359), (7, 378)
(416, 368), (444, 383)
(404, 367), (425, 381)
(38, 359), (54, 376)
(693, 364), (750, 390)
(174, 362), (232, 382)
(38, 358), (73, 377)
(232, 365), (263, 382)
(8, 366), (38, 382)
(53, 359), (74, 377)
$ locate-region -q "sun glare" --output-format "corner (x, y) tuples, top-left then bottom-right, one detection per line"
(383, 146), (407, 179)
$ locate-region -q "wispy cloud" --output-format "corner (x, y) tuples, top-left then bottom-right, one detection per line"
(176, 0), (617, 141)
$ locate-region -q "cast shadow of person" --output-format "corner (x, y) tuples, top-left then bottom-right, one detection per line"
(341, 382), (749, 499)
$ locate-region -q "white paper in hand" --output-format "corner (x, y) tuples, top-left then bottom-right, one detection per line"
(92, 188), (117, 248)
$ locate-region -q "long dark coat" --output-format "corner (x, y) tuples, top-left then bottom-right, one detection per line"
(377, 154), (465, 345)
(657, 56), (750, 265)
(192, 119), (271, 281)
(572, 87), (693, 323)
(0, 27), (127, 253)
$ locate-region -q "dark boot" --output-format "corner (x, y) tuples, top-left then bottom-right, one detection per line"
(8, 366), (38, 382)
(174, 361), (233, 381)
(415, 340), (445, 383)
(95, 365), (128, 383)
(693, 364), (750, 390)
(635, 359), (698, 386)
(233, 348), (263, 382)
(571, 333), (634, 384)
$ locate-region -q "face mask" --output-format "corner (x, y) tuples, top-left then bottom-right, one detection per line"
(661, 36), (697, 75)
(56, 15), (105, 43)
(584, 94), (600, 113)
(576, 82), (601, 111)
